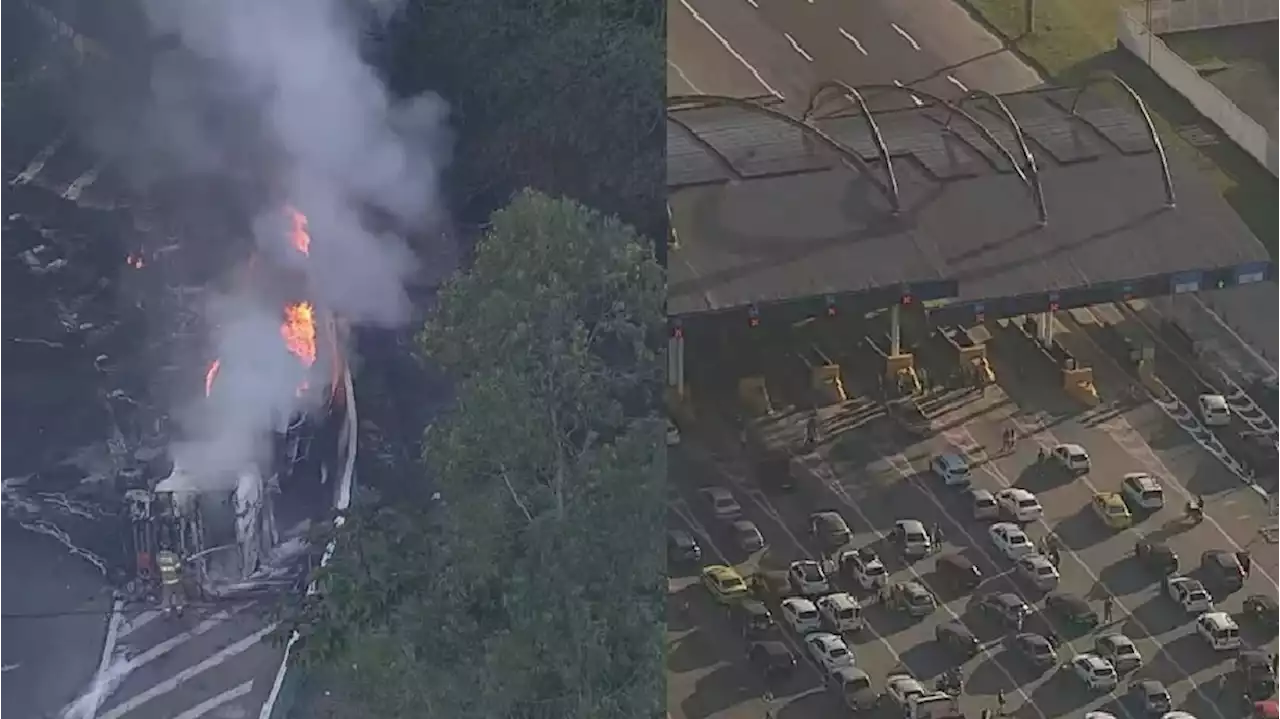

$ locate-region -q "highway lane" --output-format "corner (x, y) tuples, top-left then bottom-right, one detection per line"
(668, 0), (1040, 108)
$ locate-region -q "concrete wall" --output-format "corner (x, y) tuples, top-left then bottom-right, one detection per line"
(1134, 0), (1278, 34)
(1117, 8), (1279, 176)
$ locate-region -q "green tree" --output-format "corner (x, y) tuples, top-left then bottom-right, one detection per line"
(283, 190), (666, 719)
(379, 0), (665, 237)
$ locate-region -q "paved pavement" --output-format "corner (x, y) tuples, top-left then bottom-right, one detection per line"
(668, 0), (1039, 108)
(667, 313), (1277, 719)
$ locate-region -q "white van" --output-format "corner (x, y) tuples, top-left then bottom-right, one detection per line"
(1195, 611), (1241, 650)
(817, 592), (864, 632)
(1198, 394), (1231, 427)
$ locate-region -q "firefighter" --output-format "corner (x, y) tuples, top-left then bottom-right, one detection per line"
(156, 549), (186, 617)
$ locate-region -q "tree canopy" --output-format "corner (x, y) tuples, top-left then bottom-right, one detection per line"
(378, 0), (665, 237)
(283, 190), (666, 719)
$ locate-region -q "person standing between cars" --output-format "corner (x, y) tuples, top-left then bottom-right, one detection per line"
(996, 689), (1007, 715)
(1102, 596), (1115, 624)
(805, 413), (819, 448)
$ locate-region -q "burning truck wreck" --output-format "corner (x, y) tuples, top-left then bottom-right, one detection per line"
(123, 206), (353, 602)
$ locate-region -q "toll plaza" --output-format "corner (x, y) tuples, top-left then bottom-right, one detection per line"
(665, 81), (1274, 424)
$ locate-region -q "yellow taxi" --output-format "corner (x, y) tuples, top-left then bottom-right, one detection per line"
(1092, 492), (1132, 529)
(701, 565), (749, 604)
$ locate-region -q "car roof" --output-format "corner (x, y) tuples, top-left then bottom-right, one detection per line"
(1137, 679), (1167, 692)
(1058, 443), (1085, 452)
(831, 665), (869, 680)
(937, 452), (967, 464)
(1021, 554), (1052, 567)
(740, 599), (770, 615)
(1201, 611), (1236, 626)
(821, 592), (857, 606)
(1203, 549), (1235, 562)
(812, 509), (843, 520)
(940, 621), (973, 636)
(732, 519), (758, 531)
(1100, 633), (1134, 646)
(1077, 654), (1109, 668)
(783, 596), (816, 609)
(902, 580), (928, 593)
(969, 487), (995, 499)
(897, 519), (925, 530)
(1017, 633), (1049, 645)
(1001, 487), (1034, 498)
(1096, 492), (1125, 505)
(1124, 472), (1158, 486)
(1200, 393), (1227, 406)
(991, 521), (1021, 532)
(705, 565), (741, 580)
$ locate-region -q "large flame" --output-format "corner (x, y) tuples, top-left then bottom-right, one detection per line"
(286, 206), (310, 256)
(282, 302), (317, 367)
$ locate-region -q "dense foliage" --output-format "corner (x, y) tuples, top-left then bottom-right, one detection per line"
(285, 190), (666, 719)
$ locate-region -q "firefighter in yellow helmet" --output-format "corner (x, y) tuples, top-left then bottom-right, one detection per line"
(156, 549), (186, 617)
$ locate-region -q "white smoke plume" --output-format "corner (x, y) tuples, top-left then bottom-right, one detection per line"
(134, 0), (451, 485)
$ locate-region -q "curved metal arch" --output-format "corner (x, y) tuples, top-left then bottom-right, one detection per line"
(667, 94), (901, 213)
(1070, 74), (1176, 208)
(794, 85), (901, 216)
(667, 113), (744, 184)
(956, 89), (1049, 226)
(803, 78), (1044, 223)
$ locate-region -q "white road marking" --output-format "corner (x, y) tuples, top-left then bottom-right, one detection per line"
(83, 598), (124, 719)
(798, 452), (1046, 716)
(746, 0), (759, 7)
(782, 32), (814, 62)
(890, 23), (922, 51)
(9, 135), (65, 187)
(675, 0), (784, 99)
(946, 74), (969, 93)
(838, 27), (867, 55)
(122, 605), (253, 676)
(116, 610), (162, 641)
(99, 623), (278, 719)
(668, 60), (705, 94)
(172, 680), (255, 719)
(892, 80), (925, 107)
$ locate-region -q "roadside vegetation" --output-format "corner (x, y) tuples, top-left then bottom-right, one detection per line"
(276, 0), (667, 717)
(960, 0), (1278, 252)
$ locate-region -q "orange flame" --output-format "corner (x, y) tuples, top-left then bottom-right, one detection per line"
(205, 359), (221, 397)
(282, 302), (317, 367)
(127, 254), (145, 269)
(286, 206), (310, 256)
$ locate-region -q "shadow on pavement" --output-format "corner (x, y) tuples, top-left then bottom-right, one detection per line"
(667, 586), (702, 634)
(966, 652), (1024, 697)
(1023, 669), (1092, 718)
(1049, 503), (1110, 552)
(1096, 554), (1160, 599)
(775, 689), (841, 719)
(897, 639), (952, 680)
(1141, 632), (1222, 686)
(667, 629), (723, 675)
(1013, 460), (1072, 494)
(680, 663), (761, 719)
(1121, 594), (1187, 638)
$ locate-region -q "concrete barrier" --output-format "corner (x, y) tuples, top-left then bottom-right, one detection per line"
(1117, 7), (1278, 176)
(1133, 0), (1278, 34)
(259, 364), (358, 719)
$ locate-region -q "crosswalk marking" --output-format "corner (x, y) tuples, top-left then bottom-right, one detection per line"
(116, 610), (162, 641)
(120, 604), (253, 676)
(99, 623), (277, 719)
(172, 680), (255, 719)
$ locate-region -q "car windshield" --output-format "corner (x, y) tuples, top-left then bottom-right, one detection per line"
(1108, 504), (1126, 515)
(1094, 668), (1113, 677)
(1038, 566), (1055, 576)
(976, 497), (996, 506)
(714, 496), (736, 508)
(1018, 499), (1039, 508)
(864, 564), (886, 575)
(845, 676), (871, 692)
(1142, 489), (1162, 502)
(906, 532), (927, 543)
(829, 646), (849, 659)
(1010, 533), (1029, 545)
(798, 609), (818, 620)
(719, 577), (744, 591)
(798, 564), (823, 581)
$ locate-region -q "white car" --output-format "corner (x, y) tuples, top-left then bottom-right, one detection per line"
(1120, 472), (1165, 510)
(699, 487), (741, 521)
(789, 560), (832, 596)
(970, 488), (999, 520)
(1016, 553), (1061, 591)
(1195, 611), (1240, 650)
(1052, 443), (1091, 473)
(805, 631), (856, 671)
(1198, 394), (1231, 426)
(817, 592), (864, 632)
(930, 452), (972, 487)
(989, 522), (1035, 560)
(891, 519), (933, 558)
(666, 419), (681, 446)
(884, 672), (927, 710)
(780, 597), (822, 634)
(1068, 653), (1118, 691)
(1094, 633), (1143, 673)
(996, 488), (1044, 522)
(1164, 576), (1214, 614)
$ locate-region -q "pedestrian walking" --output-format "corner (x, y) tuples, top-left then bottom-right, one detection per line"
(931, 523), (944, 548)
(996, 689), (1007, 715)
(1237, 550), (1252, 578)
(1102, 596), (1114, 624)
(805, 413), (819, 447)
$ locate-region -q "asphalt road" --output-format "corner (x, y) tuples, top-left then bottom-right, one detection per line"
(668, 0), (1040, 108)
(667, 315), (1277, 719)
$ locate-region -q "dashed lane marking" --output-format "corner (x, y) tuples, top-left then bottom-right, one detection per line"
(783, 32), (814, 62)
(675, 0), (784, 98)
(890, 23), (921, 51)
(838, 27), (867, 55)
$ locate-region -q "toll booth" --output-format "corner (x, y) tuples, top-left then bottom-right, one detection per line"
(865, 334), (919, 397)
(938, 326), (995, 387)
(800, 344), (847, 406)
(1046, 342), (1098, 407)
(738, 376), (774, 416)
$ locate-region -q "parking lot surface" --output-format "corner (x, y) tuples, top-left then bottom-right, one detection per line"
(667, 316), (1277, 719)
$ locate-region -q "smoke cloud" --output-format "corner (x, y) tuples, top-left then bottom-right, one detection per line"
(135, 0), (451, 485)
